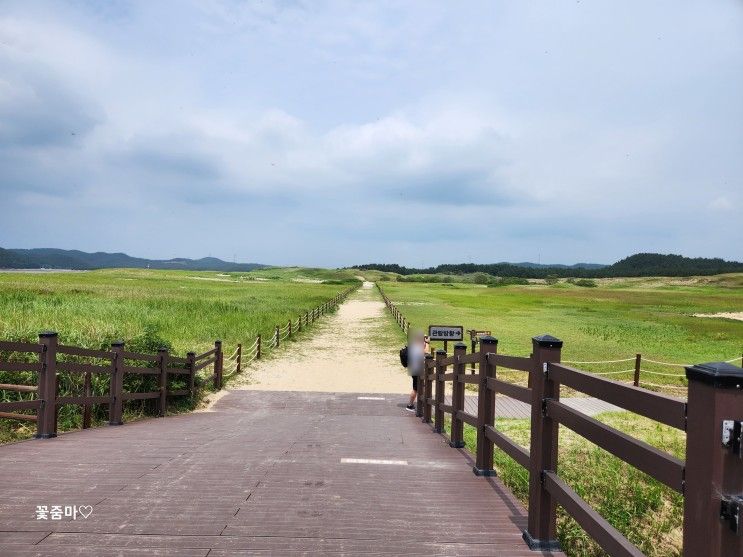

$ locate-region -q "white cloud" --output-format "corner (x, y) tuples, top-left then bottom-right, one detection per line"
(0, 0), (741, 265)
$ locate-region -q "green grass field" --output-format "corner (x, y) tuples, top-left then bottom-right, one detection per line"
(0, 268), (357, 354)
(0, 268), (357, 442)
(378, 275), (743, 393)
(378, 275), (742, 557)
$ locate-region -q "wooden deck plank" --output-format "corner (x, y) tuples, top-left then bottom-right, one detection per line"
(0, 391), (561, 555)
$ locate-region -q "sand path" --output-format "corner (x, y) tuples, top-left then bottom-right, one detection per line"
(228, 281), (411, 393)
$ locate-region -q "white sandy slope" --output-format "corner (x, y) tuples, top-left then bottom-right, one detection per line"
(226, 281), (411, 394)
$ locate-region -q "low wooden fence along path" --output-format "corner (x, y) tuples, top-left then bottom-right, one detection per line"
(415, 336), (742, 556)
(0, 391), (560, 556)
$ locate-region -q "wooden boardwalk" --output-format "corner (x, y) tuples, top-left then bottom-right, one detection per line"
(0, 391), (561, 556)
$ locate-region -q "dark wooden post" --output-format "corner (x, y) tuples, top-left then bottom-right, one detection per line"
(187, 352), (196, 394)
(523, 334), (563, 551)
(256, 335), (261, 359)
(109, 340), (124, 426)
(474, 336), (497, 476)
(213, 340), (222, 390)
(418, 353), (432, 420)
(434, 349), (446, 433)
(450, 343), (467, 448)
(36, 331), (58, 439)
(236, 343), (242, 374)
(82, 369), (92, 429)
(288, 319), (292, 337)
(471, 337), (477, 374)
(633, 353), (641, 387)
(423, 352), (436, 424)
(275, 326), (280, 348)
(158, 348), (168, 417)
(298, 316), (302, 333)
(683, 362), (743, 556)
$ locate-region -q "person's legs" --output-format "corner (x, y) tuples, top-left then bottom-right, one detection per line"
(406, 377), (418, 410)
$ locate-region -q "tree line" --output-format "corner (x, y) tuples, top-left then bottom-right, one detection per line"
(354, 253), (743, 278)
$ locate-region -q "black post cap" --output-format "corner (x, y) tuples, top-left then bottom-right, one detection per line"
(215, 340), (222, 345)
(685, 362), (743, 388)
(454, 342), (467, 350)
(158, 347), (168, 352)
(436, 349), (447, 355)
(425, 353), (433, 359)
(111, 340), (125, 347)
(533, 334), (563, 348)
(38, 331), (58, 337)
(479, 335), (498, 345)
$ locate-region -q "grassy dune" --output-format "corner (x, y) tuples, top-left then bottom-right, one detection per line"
(379, 275), (743, 392)
(382, 276), (741, 557)
(0, 268), (357, 442)
(0, 268), (356, 354)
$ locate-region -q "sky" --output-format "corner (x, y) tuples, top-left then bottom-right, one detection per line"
(1, 1), (741, 267)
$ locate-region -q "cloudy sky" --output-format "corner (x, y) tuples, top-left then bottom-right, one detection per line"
(1, 1), (741, 267)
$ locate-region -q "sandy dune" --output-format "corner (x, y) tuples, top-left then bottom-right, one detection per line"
(227, 282), (411, 393)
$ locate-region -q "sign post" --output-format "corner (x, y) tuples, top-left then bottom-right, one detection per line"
(468, 329), (492, 373)
(428, 325), (463, 353)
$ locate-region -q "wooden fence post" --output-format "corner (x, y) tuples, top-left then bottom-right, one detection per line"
(236, 343), (242, 375)
(187, 352), (196, 395)
(298, 316), (302, 333)
(256, 335), (261, 359)
(418, 354), (431, 419)
(213, 340), (223, 390)
(82, 368), (92, 429)
(450, 343), (467, 448)
(109, 340), (124, 426)
(36, 331), (58, 439)
(633, 353), (641, 387)
(524, 334), (563, 551)
(434, 349), (446, 433)
(683, 362), (743, 556)
(474, 336), (497, 476)
(158, 348), (168, 417)
(275, 326), (280, 348)
(288, 319), (292, 337)
(419, 356), (436, 424)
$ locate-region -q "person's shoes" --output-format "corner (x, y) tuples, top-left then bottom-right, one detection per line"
(405, 404), (415, 412)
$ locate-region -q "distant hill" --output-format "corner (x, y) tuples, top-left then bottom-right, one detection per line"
(354, 253), (743, 278)
(0, 247), (266, 272)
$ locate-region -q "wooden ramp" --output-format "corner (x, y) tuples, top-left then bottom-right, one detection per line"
(0, 391), (561, 556)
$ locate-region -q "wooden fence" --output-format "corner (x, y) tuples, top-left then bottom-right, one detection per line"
(0, 335), (216, 439)
(380, 283), (743, 555)
(414, 338), (741, 556)
(218, 285), (357, 380)
(0, 285), (357, 438)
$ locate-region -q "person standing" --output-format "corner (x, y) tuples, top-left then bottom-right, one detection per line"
(406, 330), (426, 412)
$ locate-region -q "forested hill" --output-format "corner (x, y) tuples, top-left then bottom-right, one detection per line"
(0, 247), (266, 272)
(354, 253), (743, 278)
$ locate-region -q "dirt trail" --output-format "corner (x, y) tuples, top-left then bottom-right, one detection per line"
(228, 281), (411, 393)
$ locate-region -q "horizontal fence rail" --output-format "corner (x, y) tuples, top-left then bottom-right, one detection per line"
(0, 285), (359, 439)
(412, 332), (742, 556)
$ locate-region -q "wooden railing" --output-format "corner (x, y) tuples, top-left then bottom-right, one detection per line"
(377, 284), (410, 334)
(0, 334), (220, 438)
(0, 284), (359, 438)
(218, 285), (357, 380)
(418, 336), (743, 556)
